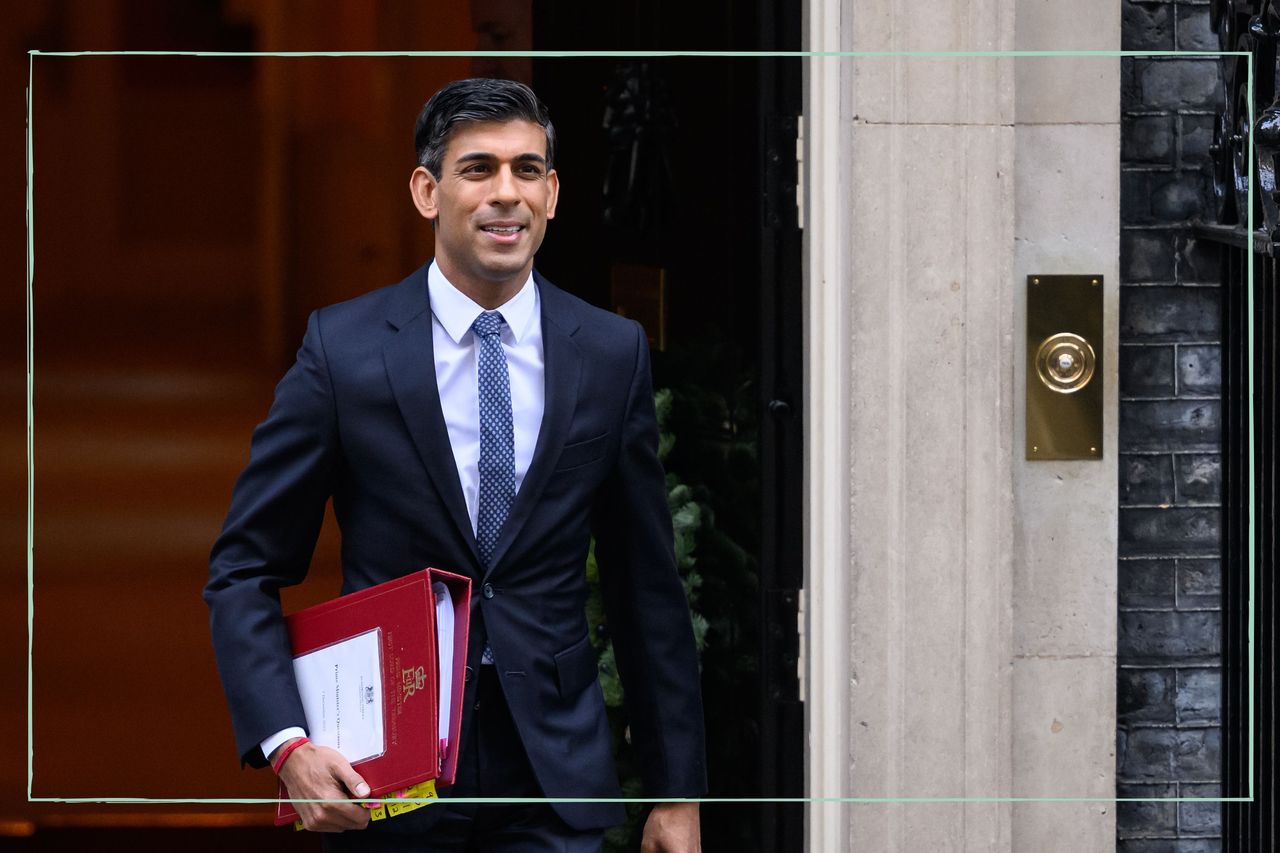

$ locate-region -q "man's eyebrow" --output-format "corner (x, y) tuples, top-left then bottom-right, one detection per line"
(453, 152), (547, 166)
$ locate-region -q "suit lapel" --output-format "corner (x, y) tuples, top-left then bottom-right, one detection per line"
(485, 275), (582, 576)
(381, 269), (482, 569)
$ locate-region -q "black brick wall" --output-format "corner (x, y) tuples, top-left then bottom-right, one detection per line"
(1119, 2), (1224, 850)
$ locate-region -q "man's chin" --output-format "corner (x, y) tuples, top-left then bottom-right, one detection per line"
(475, 255), (535, 282)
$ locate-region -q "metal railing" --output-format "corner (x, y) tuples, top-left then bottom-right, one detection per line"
(1200, 2), (1279, 848)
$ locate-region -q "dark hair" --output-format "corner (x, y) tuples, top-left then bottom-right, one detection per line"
(414, 78), (556, 178)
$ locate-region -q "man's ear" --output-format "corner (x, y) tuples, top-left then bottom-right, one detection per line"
(409, 166), (440, 221)
(546, 169), (559, 221)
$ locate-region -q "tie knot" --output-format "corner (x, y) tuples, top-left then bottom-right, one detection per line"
(472, 311), (505, 340)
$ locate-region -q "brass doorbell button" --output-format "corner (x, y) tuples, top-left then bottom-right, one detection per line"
(1035, 332), (1096, 394)
(1026, 275), (1104, 460)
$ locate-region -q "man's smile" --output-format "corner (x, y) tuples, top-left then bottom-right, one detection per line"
(479, 221), (526, 243)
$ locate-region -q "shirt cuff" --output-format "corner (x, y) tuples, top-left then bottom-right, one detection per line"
(260, 726), (308, 764)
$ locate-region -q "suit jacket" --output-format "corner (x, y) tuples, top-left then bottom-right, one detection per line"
(204, 264), (706, 831)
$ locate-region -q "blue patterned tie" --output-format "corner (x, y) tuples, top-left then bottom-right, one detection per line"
(473, 311), (514, 665)
(473, 310), (516, 567)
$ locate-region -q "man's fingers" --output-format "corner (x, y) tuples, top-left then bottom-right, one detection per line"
(311, 753), (371, 831)
(298, 796), (370, 832)
(279, 745), (371, 832)
(331, 760), (371, 799)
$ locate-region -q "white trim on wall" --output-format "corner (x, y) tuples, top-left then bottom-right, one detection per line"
(804, 0), (850, 849)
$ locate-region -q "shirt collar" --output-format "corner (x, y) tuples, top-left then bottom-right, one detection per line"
(427, 261), (538, 345)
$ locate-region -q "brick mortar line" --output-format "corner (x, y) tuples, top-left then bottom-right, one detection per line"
(1119, 554), (1221, 559)
(1121, 223), (1223, 231)
(1118, 607), (1219, 614)
(1123, 110), (1217, 117)
(1118, 504), (1223, 509)
(1118, 395), (1221, 402)
(1122, 165), (1194, 173)
(1117, 665), (1221, 670)
(1117, 452), (1222, 458)
(1119, 606), (1222, 613)
(1172, 340), (1181, 398)
(1120, 227), (1223, 233)
(1116, 836), (1224, 842)
(1116, 781), (1224, 787)
(1119, 721), (1223, 728)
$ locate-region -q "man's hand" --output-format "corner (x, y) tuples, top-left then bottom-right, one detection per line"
(641, 802), (701, 853)
(272, 739), (372, 833)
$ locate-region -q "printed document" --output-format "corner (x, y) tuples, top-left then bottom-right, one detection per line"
(293, 627), (385, 763)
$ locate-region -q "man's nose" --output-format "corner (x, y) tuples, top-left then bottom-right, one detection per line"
(489, 166), (520, 204)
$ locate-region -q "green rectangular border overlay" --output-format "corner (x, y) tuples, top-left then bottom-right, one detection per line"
(25, 49), (1256, 806)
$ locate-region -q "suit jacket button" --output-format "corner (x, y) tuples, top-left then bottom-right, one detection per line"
(464, 665), (473, 683)
(482, 583), (495, 599)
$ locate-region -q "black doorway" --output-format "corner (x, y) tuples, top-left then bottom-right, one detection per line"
(530, 3), (805, 851)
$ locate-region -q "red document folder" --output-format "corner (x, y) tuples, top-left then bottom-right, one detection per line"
(274, 568), (471, 826)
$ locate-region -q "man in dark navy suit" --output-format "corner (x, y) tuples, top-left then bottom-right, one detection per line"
(204, 79), (705, 852)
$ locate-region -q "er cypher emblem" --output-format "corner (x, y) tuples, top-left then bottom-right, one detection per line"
(401, 665), (427, 701)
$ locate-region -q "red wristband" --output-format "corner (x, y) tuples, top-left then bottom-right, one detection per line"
(271, 737), (309, 775)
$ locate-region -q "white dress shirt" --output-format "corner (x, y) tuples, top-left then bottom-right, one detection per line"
(426, 260), (545, 532)
(260, 261), (546, 762)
